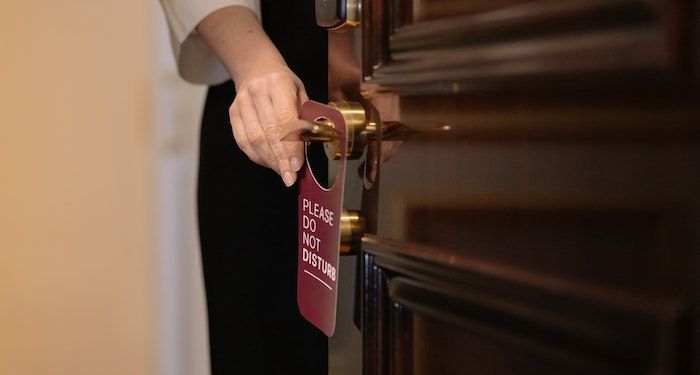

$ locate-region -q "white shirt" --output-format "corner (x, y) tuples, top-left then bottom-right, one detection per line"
(159, 0), (261, 85)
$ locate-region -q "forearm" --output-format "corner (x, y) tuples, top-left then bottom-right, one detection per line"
(195, 5), (307, 186)
(197, 6), (286, 86)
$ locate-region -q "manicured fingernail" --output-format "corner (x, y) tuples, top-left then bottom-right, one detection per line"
(290, 156), (302, 171)
(283, 171), (295, 187)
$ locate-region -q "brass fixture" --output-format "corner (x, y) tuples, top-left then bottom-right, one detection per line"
(285, 100), (450, 160)
(323, 101), (369, 160)
(340, 209), (365, 255)
(315, 0), (361, 30)
(297, 100), (427, 158)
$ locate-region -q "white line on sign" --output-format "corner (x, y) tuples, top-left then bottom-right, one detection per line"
(304, 269), (332, 291)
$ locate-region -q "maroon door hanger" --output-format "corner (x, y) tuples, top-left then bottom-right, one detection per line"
(296, 101), (347, 336)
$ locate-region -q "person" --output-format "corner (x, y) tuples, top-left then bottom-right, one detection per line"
(159, 1), (328, 374)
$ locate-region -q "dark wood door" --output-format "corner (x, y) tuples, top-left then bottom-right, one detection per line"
(341, 0), (700, 374)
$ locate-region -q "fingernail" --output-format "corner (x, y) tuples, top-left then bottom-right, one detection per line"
(283, 171), (295, 187)
(290, 156), (302, 171)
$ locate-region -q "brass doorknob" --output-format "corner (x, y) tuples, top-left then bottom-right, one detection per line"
(340, 210), (365, 255)
(323, 101), (373, 160)
(296, 101), (416, 160)
(283, 100), (431, 159)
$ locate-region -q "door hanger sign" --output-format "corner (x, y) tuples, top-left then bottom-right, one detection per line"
(297, 100), (347, 336)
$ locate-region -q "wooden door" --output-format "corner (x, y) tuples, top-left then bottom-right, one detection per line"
(343, 0), (700, 374)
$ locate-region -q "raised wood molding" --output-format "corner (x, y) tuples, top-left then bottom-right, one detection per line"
(361, 235), (692, 374)
(362, 0), (692, 95)
(392, 0), (652, 49)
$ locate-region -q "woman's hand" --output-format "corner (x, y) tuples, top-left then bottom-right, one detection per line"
(198, 6), (305, 187)
(229, 66), (307, 186)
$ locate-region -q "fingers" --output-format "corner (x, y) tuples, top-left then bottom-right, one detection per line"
(252, 93), (295, 186)
(235, 93), (280, 173)
(291, 87), (310, 171)
(297, 86), (309, 104)
(230, 111), (265, 166)
(271, 82), (305, 172)
(228, 69), (311, 187)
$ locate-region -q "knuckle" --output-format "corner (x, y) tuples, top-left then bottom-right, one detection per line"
(270, 79), (296, 94)
(233, 91), (248, 103)
(247, 78), (266, 94)
(276, 109), (296, 123)
(268, 71), (286, 82)
(248, 153), (264, 166)
(263, 124), (281, 140)
(248, 134), (266, 149)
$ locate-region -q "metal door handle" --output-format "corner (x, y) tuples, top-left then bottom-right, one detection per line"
(282, 101), (380, 159)
(284, 101), (449, 159)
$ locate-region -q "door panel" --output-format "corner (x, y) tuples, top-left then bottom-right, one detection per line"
(363, 0), (691, 94)
(324, 0), (699, 374)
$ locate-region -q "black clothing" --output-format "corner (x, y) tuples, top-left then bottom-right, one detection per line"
(197, 2), (328, 374)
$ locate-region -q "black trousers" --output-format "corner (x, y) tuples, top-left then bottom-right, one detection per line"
(197, 2), (328, 374)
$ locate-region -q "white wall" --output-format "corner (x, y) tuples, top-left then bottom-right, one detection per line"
(151, 5), (210, 375)
(0, 1), (155, 374)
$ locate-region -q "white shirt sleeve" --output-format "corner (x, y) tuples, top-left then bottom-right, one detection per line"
(159, 0), (261, 85)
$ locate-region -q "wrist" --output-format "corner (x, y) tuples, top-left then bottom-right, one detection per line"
(229, 46), (288, 88)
